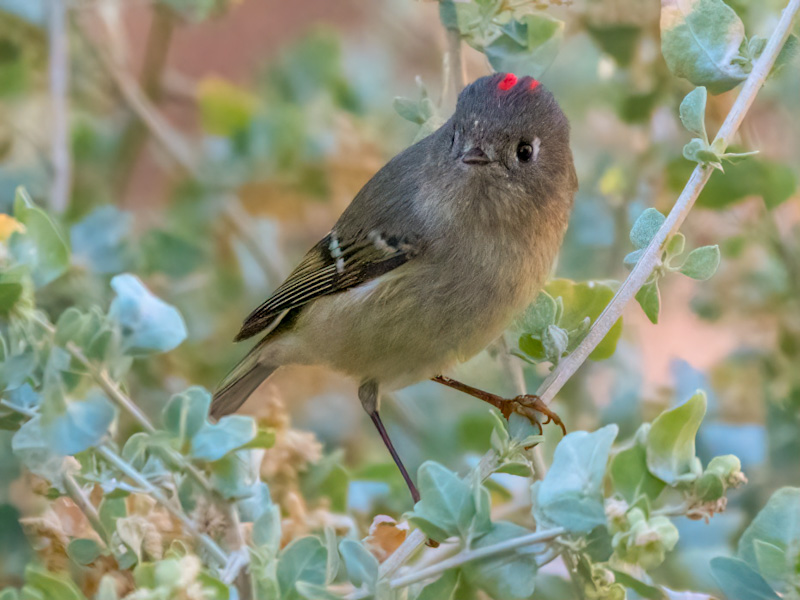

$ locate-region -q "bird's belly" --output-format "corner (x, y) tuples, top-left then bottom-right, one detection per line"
(292, 257), (540, 388)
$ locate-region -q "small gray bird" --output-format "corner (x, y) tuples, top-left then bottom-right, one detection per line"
(212, 73), (578, 502)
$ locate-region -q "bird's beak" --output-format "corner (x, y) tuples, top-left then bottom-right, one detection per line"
(461, 147), (492, 165)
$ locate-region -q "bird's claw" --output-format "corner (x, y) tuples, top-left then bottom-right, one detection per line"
(502, 394), (567, 436)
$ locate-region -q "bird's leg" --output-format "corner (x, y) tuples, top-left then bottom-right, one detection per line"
(431, 375), (566, 436)
(358, 381), (420, 504)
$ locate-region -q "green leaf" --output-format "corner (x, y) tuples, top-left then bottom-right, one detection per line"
(610, 569), (667, 600)
(417, 569), (461, 600)
(522, 291), (558, 335)
(209, 449), (262, 499)
(624, 249), (645, 269)
(277, 536), (328, 600)
(70, 206), (135, 275)
(630, 208), (665, 249)
(461, 521), (538, 600)
(542, 324), (568, 363)
(586, 24), (641, 66)
(737, 487), (800, 592)
(544, 279), (622, 361)
(294, 583), (340, 600)
(190, 415), (257, 462)
(41, 391), (116, 456)
(533, 424), (618, 532)
(0, 266), (26, 316)
(338, 539), (378, 590)
(710, 557), (780, 600)
(679, 87), (708, 141)
(393, 97), (425, 125)
(679, 245), (720, 280)
(253, 504), (282, 554)
(67, 538), (102, 565)
(609, 443), (666, 504)
(0, 588), (20, 600)
(667, 153), (797, 210)
(108, 274), (187, 356)
(12, 415), (74, 489)
(665, 233), (686, 258)
(660, 0), (749, 94)
(240, 427), (276, 450)
(406, 461), (489, 542)
(682, 137), (720, 166)
(635, 281), (661, 324)
(23, 565), (87, 600)
(162, 386), (211, 446)
(10, 187), (70, 288)
(198, 76), (258, 136)
(646, 391), (706, 484)
(484, 15), (564, 78)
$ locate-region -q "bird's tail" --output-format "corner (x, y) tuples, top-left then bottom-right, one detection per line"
(210, 343), (278, 420)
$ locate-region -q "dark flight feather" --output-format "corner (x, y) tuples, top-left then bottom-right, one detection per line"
(234, 230), (417, 341)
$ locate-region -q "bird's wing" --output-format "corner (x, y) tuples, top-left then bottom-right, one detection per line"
(235, 229), (419, 341)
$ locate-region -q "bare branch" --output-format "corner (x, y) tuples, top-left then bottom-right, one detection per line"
(49, 0), (72, 213)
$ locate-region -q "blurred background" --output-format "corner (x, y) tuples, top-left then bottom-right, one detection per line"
(1, 0), (798, 594)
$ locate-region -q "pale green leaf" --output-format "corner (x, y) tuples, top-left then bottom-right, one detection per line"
(738, 487), (800, 592)
(710, 557), (780, 600)
(636, 281), (661, 324)
(679, 245), (720, 280)
(462, 521), (538, 600)
(645, 391), (706, 484)
(534, 424), (618, 532)
(660, 0), (750, 93)
(277, 537), (328, 600)
(630, 208), (666, 249)
(339, 539), (378, 590)
(679, 87), (708, 141)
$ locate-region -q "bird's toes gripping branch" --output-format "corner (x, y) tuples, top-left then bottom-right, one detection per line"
(502, 394), (567, 437)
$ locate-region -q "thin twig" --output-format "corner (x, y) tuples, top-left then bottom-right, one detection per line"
(499, 337), (548, 478)
(381, 0), (800, 580)
(389, 527), (564, 588)
(63, 475), (109, 547)
(49, 0), (72, 213)
(443, 27), (467, 107)
(114, 3), (175, 192)
(96, 445), (229, 565)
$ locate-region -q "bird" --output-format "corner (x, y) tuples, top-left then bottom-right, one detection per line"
(212, 72), (578, 503)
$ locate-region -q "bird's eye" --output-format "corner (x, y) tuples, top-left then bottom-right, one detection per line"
(517, 142), (534, 162)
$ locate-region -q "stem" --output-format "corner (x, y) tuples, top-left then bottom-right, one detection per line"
(445, 28), (467, 102)
(63, 475), (109, 547)
(96, 445), (229, 565)
(389, 527), (564, 588)
(381, 0), (800, 579)
(49, 0), (72, 214)
(114, 4), (175, 193)
(499, 337), (548, 478)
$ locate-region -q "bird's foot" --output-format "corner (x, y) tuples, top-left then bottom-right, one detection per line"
(498, 394), (567, 436)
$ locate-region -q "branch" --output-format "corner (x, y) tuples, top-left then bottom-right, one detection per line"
(49, 0), (72, 213)
(444, 28), (467, 104)
(389, 526), (564, 588)
(114, 4), (176, 192)
(381, 0), (800, 580)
